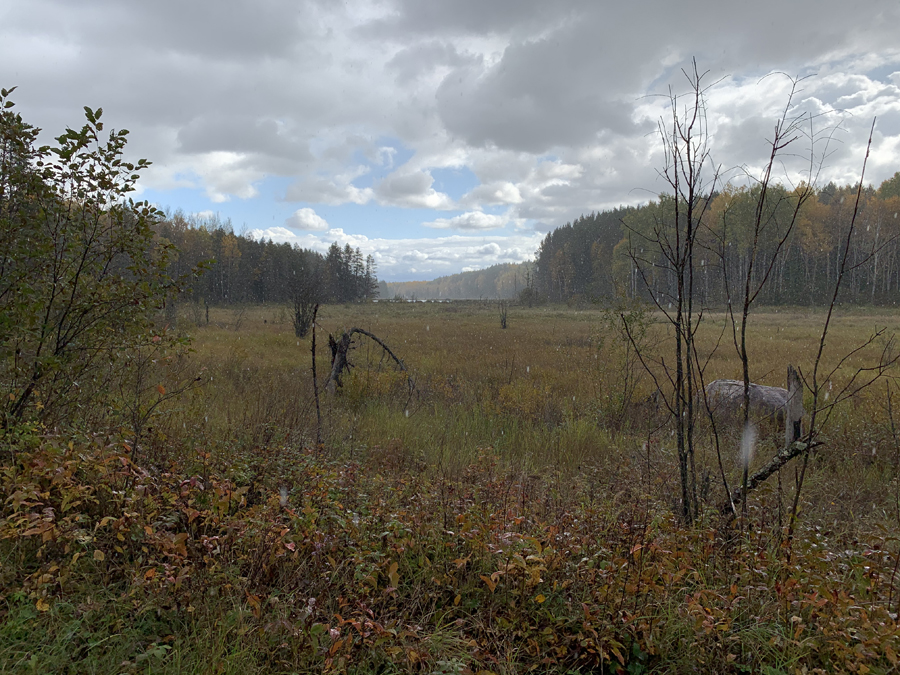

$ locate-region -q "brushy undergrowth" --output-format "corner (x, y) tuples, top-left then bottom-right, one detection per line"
(3, 428), (900, 674)
(3, 302), (900, 673)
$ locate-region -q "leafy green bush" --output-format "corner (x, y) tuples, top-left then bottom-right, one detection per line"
(0, 87), (192, 428)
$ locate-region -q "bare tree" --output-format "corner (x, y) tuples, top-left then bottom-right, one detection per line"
(291, 260), (320, 338)
(785, 120), (898, 545)
(326, 327), (414, 403)
(625, 63), (876, 526)
(625, 60), (721, 523)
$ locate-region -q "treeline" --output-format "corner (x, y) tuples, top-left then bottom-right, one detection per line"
(387, 262), (531, 300)
(155, 212), (379, 305)
(535, 173), (900, 306)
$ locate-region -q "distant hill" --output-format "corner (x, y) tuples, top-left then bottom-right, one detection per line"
(385, 262), (533, 300)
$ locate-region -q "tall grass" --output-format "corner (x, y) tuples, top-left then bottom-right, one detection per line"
(161, 301), (900, 529)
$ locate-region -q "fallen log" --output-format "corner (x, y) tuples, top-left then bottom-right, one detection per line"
(703, 379), (804, 427)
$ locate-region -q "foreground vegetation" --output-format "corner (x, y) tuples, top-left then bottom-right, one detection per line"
(4, 301), (900, 673)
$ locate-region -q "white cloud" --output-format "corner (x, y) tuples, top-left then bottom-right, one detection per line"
(285, 207), (329, 231)
(424, 211), (508, 230)
(460, 181), (523, 206)
(5, 0), (900, 278)
(374, 169), (455, 209)
(246, 226), (543, 280)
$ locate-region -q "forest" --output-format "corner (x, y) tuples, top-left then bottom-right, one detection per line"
(157, 213), (379, 306)
(534, 178), (900, 305)
(385, 262), (530, 301)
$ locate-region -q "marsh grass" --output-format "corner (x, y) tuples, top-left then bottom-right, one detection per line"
(168, 302), (900, 522)
(4, 301), (900, 673)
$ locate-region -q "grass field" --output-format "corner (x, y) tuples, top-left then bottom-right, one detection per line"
(3, 300), (900, 673)
(182, 301), (900, 524)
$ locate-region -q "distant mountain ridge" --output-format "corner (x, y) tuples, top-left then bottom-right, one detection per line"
(385, 262), (533, 300)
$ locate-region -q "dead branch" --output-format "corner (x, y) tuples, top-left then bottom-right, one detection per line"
(326, 327), (414, 400)
(722, 438), (822, 518)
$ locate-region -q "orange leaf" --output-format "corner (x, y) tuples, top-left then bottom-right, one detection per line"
(173, 532), (189, 556)
(157, 384), (166, 396)
(480, 575), (497, 593)
(145, 568), (157, 580)
(246, 592), (262, 618)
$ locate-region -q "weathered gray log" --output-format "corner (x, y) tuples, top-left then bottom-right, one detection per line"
(703, 379), (805, 427)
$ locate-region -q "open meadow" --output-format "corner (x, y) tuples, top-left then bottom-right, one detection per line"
(4, 301), (900, 673)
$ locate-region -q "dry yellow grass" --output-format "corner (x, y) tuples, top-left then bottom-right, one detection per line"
(157, 300), (900, 534)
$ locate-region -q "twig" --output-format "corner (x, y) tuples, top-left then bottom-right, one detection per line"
(311, 304), (322, 449)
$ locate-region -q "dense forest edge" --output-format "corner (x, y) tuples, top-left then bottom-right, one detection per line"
(158, 212), (380, 306)
(383, 176), (900, 305)
(533, 177), (900, 306)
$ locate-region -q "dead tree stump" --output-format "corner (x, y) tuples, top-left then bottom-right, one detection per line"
(325, 327), (413, 398)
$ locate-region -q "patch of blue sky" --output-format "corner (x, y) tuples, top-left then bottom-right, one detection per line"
(311, 203), (466, 238)
(141, 185), (218, 219)
(142, 175), (297, 232)
(865, 61), (900, 84)
(479, 203), (507, 216)
(429, 166), (480, 201)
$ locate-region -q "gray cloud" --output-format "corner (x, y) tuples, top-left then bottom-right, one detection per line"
(374, 170), (455, 209)
(3, 0), (900, 278)
(177, 116), (302, 157)
(387, 42), (479, 84)
(360, 0), (558, 39)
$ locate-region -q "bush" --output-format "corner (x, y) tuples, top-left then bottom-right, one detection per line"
(0, 87), (192, 428)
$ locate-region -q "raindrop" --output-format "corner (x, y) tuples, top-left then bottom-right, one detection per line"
(741, 422), (758, 470)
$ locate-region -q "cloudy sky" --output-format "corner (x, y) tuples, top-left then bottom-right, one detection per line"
(2, 1), (899, 280)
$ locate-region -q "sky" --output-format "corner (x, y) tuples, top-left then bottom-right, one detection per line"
(2, 1), (899, 281)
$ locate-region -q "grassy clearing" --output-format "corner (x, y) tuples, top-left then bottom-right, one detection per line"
(3, 301), (900, 673)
